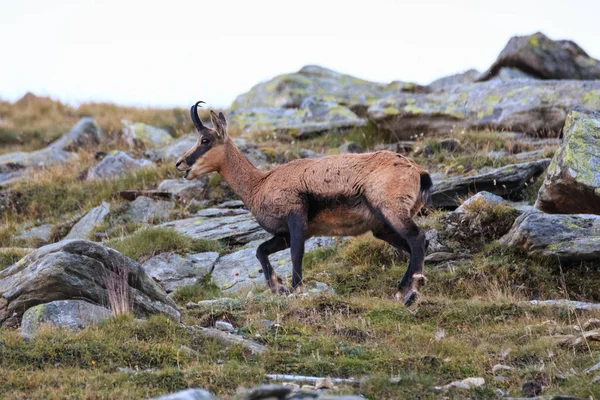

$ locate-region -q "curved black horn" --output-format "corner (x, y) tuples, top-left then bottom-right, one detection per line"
(190, 100), (206, 131)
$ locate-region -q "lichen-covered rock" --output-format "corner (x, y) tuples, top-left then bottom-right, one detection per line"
(428, 69), (481, 90)
(160, 134), (197, 162)
(161, 212), (268, 245)
(13, 224), (55, 247)
(50, 117), (106, 152)
(536, 107), (600, 215)
(122, 196), (175, 224)
(500, 210), (600, 263)
(158, 179), (207, 201)
(231, 65), (426, 111)
(367, 80), (600, 138)
(211, 237), (336, 293)
(229, 100), (365, 139)
(142, 252), (219, 292)
(87, 152), (152, 180)
(64, 202), (111, 240)
(432, 159), (550, 208)
(478, 32), (600, 81)
(121, 120), (174, 149)
(454, 191), (505, 213)
(20, 300), (111, 340)
(0, 240), (179, 327)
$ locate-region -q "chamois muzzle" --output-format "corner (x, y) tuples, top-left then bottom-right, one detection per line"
(190, 100), (205, 131)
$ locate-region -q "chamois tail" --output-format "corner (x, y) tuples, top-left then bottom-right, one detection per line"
(418, 172), (433, 207)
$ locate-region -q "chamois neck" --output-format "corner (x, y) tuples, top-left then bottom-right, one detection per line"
(217, 139), (265, 207)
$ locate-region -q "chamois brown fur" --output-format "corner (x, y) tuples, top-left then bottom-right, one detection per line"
(176, 102), (432, 305)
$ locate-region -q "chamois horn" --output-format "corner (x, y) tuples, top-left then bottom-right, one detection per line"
(190, 101), (206, 131)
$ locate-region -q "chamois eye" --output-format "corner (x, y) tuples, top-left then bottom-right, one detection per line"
(201, 138), (210, 145)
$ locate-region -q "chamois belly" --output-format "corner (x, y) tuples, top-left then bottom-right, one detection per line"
(308, 203), (379, 237)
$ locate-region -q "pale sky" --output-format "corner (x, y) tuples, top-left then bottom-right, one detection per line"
(1, 0), (599, 109)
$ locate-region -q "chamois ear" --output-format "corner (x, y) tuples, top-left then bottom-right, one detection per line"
(210, 110), (228, 140)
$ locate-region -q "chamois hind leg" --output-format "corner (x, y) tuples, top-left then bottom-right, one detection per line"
(372, 226), (413, 292)
(256, 236), (290, 295)
(378, 211), (427, 306)
(287, 212), (307, 293)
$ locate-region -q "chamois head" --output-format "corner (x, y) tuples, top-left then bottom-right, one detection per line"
(175, 101), (228, 180)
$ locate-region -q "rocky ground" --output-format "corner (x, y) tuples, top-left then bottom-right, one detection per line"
(1, 32), (600, 399)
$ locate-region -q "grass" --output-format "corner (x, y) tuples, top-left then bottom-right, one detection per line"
(105, 227), (224, 261)
(0, 247), (31, 271)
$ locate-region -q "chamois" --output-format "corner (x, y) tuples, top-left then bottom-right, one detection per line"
(176, 101), (433, 305)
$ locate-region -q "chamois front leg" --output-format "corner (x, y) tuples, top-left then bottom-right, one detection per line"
(256, 236), (290, 295)
(287, 212), (307, 293)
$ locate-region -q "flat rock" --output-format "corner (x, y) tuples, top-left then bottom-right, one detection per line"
(121, 120), (173, 149)
(158, 179), (207, 201)
(0, 240), (179, 327)
(536, 107), (600, 215)
(64, 202), (110, 240)
(500, 211), (600, 263)
(161, 212), (269, 245)
(123, 196), (175, 224)
(142, 252), (219, 293)
(432, 159), (550, 208)
(20, 300), (111, 340)
(14, 224), (55, 247)
(195, 208), (248, 218)
(87, 152), (152, 180)
(478, 32), (600, 81)
(368, 80), (600, 138)
(428, 69), (481, 90)
(150, 388), (215, 400)
(211, 237), (336, 293)
(527, 299), (600, 311)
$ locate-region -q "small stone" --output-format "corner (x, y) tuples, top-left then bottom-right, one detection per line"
(282, 383), (300, 390)
(300, 385), (315, 391)
(461, 377), (485, 388)
(315, 378), (334, 390)
(492, 364), (513, 373)
(215, 321), (235, 333)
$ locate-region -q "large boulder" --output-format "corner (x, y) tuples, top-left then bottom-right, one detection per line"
(478, 32), (600, 82)
(231, 65), (426, 111)
(87, 152), (152, 180)
(49, 117), (106, 152)
(142, 252), (220, 293)
(121, 120), (174, 149)
(211, 237), (336, 293)
(64, 202), (111, 240)
(229, 99), (366, 139)
(160, 212), (269, 245)
(0, 240), (179, 327)
(500, 210), (600, 263)
(20, 300), (112, 340)
(431, 159), (550, 208)
(367, 80), (600, 138)
(536, 107), (600, 215)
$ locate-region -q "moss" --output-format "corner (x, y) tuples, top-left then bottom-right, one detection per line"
(171, 274), (223, 305)
(529, 35), (540, 48)
(484, 94), (501, 105)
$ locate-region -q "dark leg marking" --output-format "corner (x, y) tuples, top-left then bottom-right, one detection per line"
(256, 236), (290, 295)
(287, 212), (307, 291)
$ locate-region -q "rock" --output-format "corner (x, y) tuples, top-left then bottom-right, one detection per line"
(455, 191), (506, 213)
(338, 141), (362, 154)
(142, 252), (219, 292)
(478, 32), (600, 82)
(87, 152), (152, 180)
(122, 196), (175, 224)
(367, 80), (600, 138)
(527, 299), (600, 311)
(229, 102), (365, 140)
(218, 200), (246, 209)
(186, 298), (244, 311)
(242, 384), (291, 400)
(0, 240), (179, 327)
(298, 149), (323, 159)
(20, 300), (111, 340)
(424, 252), (471, 263)
(120, 120), (173, 149)
(196, 208), (248, 218)
(14, 224), (55, 247)
(439, 377), (485, 391)
(215, 320), (235, 333)
(117, 190), (174, 202)
(51, 117), (106, 152)
(303, 281), (336, 297)
(151, 388), (215, 400)
(428, 69), (481, 90)
(160, 134), (197, 162)
(232, 138), (269, 167)
(432, 159), (550, 208)
(500, 211), (600, 263)
(231, 64), (426, 111)
(536, 107), (600, 215)
(64, 202), (110, 240)
(161, 212), (269, 245)
(492, 364), (513, 373)
(490, 67), (539, 82)
(374, 141), (414, 154)
(210, 237), (336, 293)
